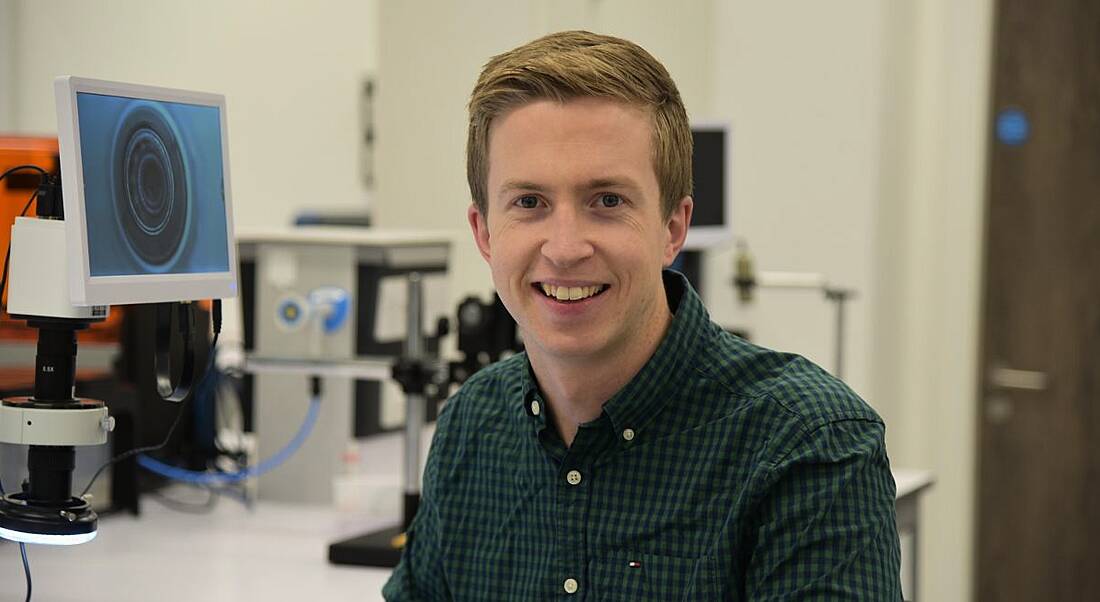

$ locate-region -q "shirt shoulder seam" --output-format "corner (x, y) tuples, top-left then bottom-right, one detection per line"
(762, 397), (886, 469)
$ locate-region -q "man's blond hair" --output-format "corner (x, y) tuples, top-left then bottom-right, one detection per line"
(466, 30), (692, 219)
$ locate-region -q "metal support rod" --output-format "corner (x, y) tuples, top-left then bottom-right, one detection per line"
(834, 293), (846, 379)
(738, 269), (856, 381)
(824, 288), (852, 380)
(403, 273), (425, 502)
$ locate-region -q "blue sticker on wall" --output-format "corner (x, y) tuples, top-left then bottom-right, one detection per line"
(996, 108), (1029, 146)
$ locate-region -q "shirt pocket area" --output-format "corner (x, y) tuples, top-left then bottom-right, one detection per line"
(589, 550), (721, 601)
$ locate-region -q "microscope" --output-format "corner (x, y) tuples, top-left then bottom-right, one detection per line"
(0, 76), (238, 545)
(0, 173), (111, 544)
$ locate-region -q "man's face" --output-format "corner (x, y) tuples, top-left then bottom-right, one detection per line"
(469, 97), (691, 364)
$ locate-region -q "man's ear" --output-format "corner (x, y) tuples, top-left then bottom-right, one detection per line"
(662, 196), (693, 266)
(468, 203), (492, 262)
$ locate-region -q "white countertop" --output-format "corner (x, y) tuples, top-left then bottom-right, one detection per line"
(893, 468), (935, 499)
(236, 226), (454, 247)
(0, 496), (394, 602)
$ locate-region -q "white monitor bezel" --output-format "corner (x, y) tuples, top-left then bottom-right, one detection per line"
(683, 121), (734, 250)
(54, 75), (238, 306)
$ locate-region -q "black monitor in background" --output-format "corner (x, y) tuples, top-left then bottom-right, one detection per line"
(684, 124), (732, 249)
(691, 127), (725, 227)
(676, 125), (732, 296)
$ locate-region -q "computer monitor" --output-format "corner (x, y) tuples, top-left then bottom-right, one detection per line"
(683, 123), (732, 249)
(54, 76), (238, 306)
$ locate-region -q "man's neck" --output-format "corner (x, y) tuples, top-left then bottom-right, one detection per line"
(528, 290), (673, 447)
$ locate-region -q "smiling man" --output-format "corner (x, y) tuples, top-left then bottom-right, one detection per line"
(384, 31), (901, 601)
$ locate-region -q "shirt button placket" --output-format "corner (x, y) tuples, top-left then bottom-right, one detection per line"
(561, 466), (586, 597)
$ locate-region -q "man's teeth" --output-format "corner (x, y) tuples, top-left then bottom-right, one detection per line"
(539, 283), (604, 301)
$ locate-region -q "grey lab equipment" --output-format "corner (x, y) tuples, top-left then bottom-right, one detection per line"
(237, 228), (449, 504)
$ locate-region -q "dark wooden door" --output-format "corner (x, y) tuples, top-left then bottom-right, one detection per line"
(976, 0), (1100, 599)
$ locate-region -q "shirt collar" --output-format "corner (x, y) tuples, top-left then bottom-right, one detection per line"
(518, 269), (711, 443)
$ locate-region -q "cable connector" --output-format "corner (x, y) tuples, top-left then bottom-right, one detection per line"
(35, 174), (64, 219)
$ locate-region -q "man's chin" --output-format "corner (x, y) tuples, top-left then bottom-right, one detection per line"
(526, 332), (609, 364)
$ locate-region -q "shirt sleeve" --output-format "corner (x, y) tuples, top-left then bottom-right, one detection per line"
(382, 496), (446, 601)
(746, 418), (902, 601)
(382, 401), (455, 601)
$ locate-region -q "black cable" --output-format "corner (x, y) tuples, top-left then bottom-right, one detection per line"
(20, 541), (31, 602)
(212, 298), (222, 335)
(80, 300), (223, 498)
(0, 164), (46, 182)
(80, 329), (220, 498)
(17, 190), (37, 219)
(151, 479), (251, 512)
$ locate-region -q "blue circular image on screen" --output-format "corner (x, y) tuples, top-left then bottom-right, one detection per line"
(110, 102), (193, 272)
(77, 91), (231, 279)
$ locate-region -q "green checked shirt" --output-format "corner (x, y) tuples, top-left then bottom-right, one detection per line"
(384, 271), (901, 601)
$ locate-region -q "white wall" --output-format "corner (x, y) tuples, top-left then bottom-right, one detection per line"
(703, 1), (883, 401)
(872, 1), (993, 600)
(0, 0), (13, 131)
(373, 0), (716, 316)
(4, 0), (378, 231)
(706, 5), (993, 598)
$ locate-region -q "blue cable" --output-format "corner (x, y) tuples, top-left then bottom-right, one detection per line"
(137, 395), (321, 485)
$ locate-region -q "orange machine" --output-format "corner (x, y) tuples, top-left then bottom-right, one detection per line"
(0, 135), (122, 343)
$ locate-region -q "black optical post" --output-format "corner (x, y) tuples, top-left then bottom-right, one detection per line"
(328, 273), (432, 567)
(29, 321), (87, 511)
(328, 278), (522, 568)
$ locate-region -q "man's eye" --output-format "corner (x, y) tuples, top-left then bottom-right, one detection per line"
(516, 195), (539, 209)
(599, 194), (623, 208)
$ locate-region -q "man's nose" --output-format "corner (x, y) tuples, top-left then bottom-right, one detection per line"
(540, 208), (594, 268)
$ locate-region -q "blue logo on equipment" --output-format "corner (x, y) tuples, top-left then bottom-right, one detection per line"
(308, 286), (351, 334)
(996, 109), (1029, 146)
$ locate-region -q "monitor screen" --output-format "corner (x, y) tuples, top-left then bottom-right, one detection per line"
(684, 124), (732, 249)
(691, 128), (726, 227)
(55, 77), (238, 305)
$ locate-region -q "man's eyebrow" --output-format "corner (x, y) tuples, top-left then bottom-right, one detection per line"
(498, 180), (548, 195)
(580, 177), (642, 192)
(496, 177), (644, 197)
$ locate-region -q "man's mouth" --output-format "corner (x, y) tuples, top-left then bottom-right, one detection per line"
(533, 282), (609, 303)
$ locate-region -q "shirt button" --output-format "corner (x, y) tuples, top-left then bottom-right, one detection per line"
(530, 400), (541, 416)
(622, 428), (635, 441)
(566, 470), (582, 486)
(563, 578), (579, 594)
